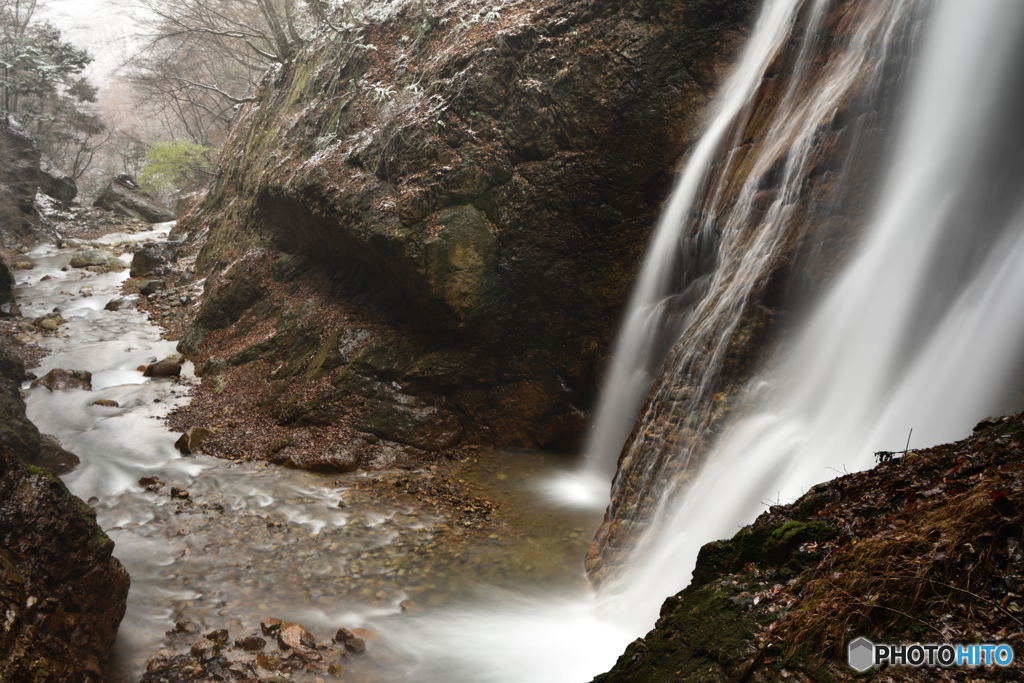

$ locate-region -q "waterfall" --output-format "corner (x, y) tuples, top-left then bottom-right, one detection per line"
(586, 0), (920, 579)
(596, 0), (1024, 632)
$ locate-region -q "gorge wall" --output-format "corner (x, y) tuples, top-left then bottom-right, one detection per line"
(0, 352), (130, 681)
(171, 0), (759, 469)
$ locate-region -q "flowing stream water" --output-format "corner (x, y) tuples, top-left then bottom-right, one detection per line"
(13, 225), (597, 680)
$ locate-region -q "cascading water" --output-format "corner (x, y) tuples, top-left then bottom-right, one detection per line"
(385, 0), (1024, 680)
(587, 0), (922, 577)
(598, 0), (1024, 626)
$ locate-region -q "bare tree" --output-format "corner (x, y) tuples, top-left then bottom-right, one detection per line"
(128, 0), (310, 144)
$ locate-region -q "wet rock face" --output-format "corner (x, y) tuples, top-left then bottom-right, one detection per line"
(176, 0), (758, 465)
(588, 0), (919, 583)
(0, 351), (129, 680)
(94, 175), (175, 224)
(37, 169), (77, 205)
(0, 124), (42, 219)
(0, 353), (79, 473)
(0, 262), (12, 308)
(0, 124), (43, 283)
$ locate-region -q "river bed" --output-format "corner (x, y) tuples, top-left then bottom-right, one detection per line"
(13, 226), (602, 681)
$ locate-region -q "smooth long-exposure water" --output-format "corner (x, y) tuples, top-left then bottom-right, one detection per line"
(14, 225), (596, 680)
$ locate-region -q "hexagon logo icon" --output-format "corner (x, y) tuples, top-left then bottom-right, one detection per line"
(848, 637), (876, 672)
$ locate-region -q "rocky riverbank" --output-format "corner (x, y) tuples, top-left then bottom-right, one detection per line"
(0, 121), (132, 681)
(596, 416), (1024, 681)
(0, 347), (129, 681)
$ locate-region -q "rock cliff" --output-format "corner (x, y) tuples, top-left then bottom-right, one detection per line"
(588, 0), (917, 582)
(172, 0), (758, 468)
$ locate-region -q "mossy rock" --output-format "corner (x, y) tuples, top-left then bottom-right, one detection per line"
(595, 580), (764, 682)
(692, 519), (835, 585)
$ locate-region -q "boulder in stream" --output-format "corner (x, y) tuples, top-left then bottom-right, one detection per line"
(31, 368), (92, 391)
(173, 427), (210, 455)
(130, 242), (179, 278)
(143, 356), (182, 378)
(139, 279), (167, 297)
(93, 175), (175, 223)
(104, 296), (136, 311)
(69, 249), (125, 272)
(32, 312), (64, 331)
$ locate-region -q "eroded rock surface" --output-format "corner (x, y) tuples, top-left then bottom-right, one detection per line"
(172, 0), (758, 469)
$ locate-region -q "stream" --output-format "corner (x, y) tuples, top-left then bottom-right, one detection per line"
(13, 224), (602, 681)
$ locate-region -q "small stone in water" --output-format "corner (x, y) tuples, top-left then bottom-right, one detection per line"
(255, 653), (279, 671)
(170, 487), (190, 500)
(144, 357), (183, 378)
(235, 634), (266, 651)
(333, 628), (367, 654)
(278, 622), (317, 651)
(138, 476), (163, 491)
(205, 629), (229, 646)
(190, 637), (218, 659)
(92, 399), (119, 407)
(260, 618), (282, 636)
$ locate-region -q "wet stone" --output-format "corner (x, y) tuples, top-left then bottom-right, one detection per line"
(255, 653), (280, 671)
(138, 476), (163, 492)
(140, 279), (167, 296)
(205, 628), (229, 646)
(334, 627), (367, 654)
(144, 357), (182, 377)
(189, 637), (218, 659)
(260, 618), (282, 636)
(33, 313), (64, 332)
(234, 634), (266, 651)
(278, 622), (317, 651)
(31, 368), (91, 391)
